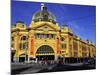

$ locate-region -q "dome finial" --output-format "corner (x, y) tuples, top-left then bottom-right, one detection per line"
(41, 3), (45, 11)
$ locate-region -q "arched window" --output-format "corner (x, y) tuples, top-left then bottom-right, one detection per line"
(61, 37), (65, 41)
(20, 35), (28, 50)
(20, 43), (28, 50)
(21, 36), (27, 40)
(36, 45), (54, 54)
(11, 37), (14, 41)
(43, 15), (48, 21)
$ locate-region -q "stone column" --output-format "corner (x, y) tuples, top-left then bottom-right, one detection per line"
(28, 30), (35, 63)
(14, 31), (20, 63)
(55, 56), (58, 61)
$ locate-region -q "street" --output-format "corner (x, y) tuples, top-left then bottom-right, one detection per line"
(11, 63), (53, 74)
(11, 62), (95, 75)
(38, 63), (95, 73)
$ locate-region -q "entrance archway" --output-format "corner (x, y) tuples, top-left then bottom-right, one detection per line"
(11, 48), (16, 62)
(36, 45), (55, 61)
(19, 54), (28, 62)
(11, 50), (16, 62)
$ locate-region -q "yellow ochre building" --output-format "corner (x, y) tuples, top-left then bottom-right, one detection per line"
(11, 4), (96, 63)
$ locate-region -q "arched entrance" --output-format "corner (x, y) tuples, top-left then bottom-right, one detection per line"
(11, 50), (16, 62)
(11, 48), (16, 62)
(36, 45), (55, 61)
(19, 54), (28, 62)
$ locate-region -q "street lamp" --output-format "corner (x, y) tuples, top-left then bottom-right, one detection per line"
(25, 43), (28, 63)
(11, 47), (16, 62)
(62, 54), (65, 64)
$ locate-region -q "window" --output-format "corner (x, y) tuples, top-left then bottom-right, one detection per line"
(39, 34), (42, 39)
(47, 34), (49, 38)
(61, 44), (66, 49)
(11, 37), (14, 41)
(51, 34), (54, 38)
(69, 44), (72, 50)
(23, 43), (27, 49)
(11, 43), (14, 48)
(37, 34), (39, 38)
(61, 51), (65, 54)
(43, 15), (48, 21)
(82, 53), (87, 57)
(44, 34), (46, 38)
(48, 34), (55, 39)
(35, 34), (37, 39)
(74, 52), (78, 57)
(21, 36), (27, 40)
(80, 45), (82, 49)
(20, 43), (28, 50)
(82, 45), (87, 51)
(61, 37), (65, 41)
(70, 51), (72, 56)
(49, 34), (52, 39)
(73, 41), (78, 51)
(35, 33), (55, 39)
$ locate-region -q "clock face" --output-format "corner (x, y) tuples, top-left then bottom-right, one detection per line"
(43, 26), (48, 32)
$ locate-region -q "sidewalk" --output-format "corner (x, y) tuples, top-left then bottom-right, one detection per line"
(65, 63), (83, 66)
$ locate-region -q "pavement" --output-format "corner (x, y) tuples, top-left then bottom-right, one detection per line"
(38, 63), (95, 73)
(11, 62), (96, 75)
(11, 63), (56, 75)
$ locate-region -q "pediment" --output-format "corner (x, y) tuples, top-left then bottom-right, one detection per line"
(32, 22), (60, 31)
(36, 24), (56, 31)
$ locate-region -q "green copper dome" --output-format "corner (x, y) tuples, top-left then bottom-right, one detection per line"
(32, 4), (56, 23)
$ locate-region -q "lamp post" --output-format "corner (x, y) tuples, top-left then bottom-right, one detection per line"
(62, 54), (65, 64)
(27, 28), (30, 63)
(11, 47), (16, 63)
(25, 43), (27, 63)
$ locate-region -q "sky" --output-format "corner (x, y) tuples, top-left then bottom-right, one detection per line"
(11, 0), (96, 44)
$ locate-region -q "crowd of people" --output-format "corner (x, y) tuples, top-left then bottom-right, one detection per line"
(37, 57), (65, 66)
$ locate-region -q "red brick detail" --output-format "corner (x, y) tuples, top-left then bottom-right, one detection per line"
(57, 38), (61, 54)
(30, 36), (34, 55)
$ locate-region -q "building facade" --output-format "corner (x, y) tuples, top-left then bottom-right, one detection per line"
(11, 4), (96, 63)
